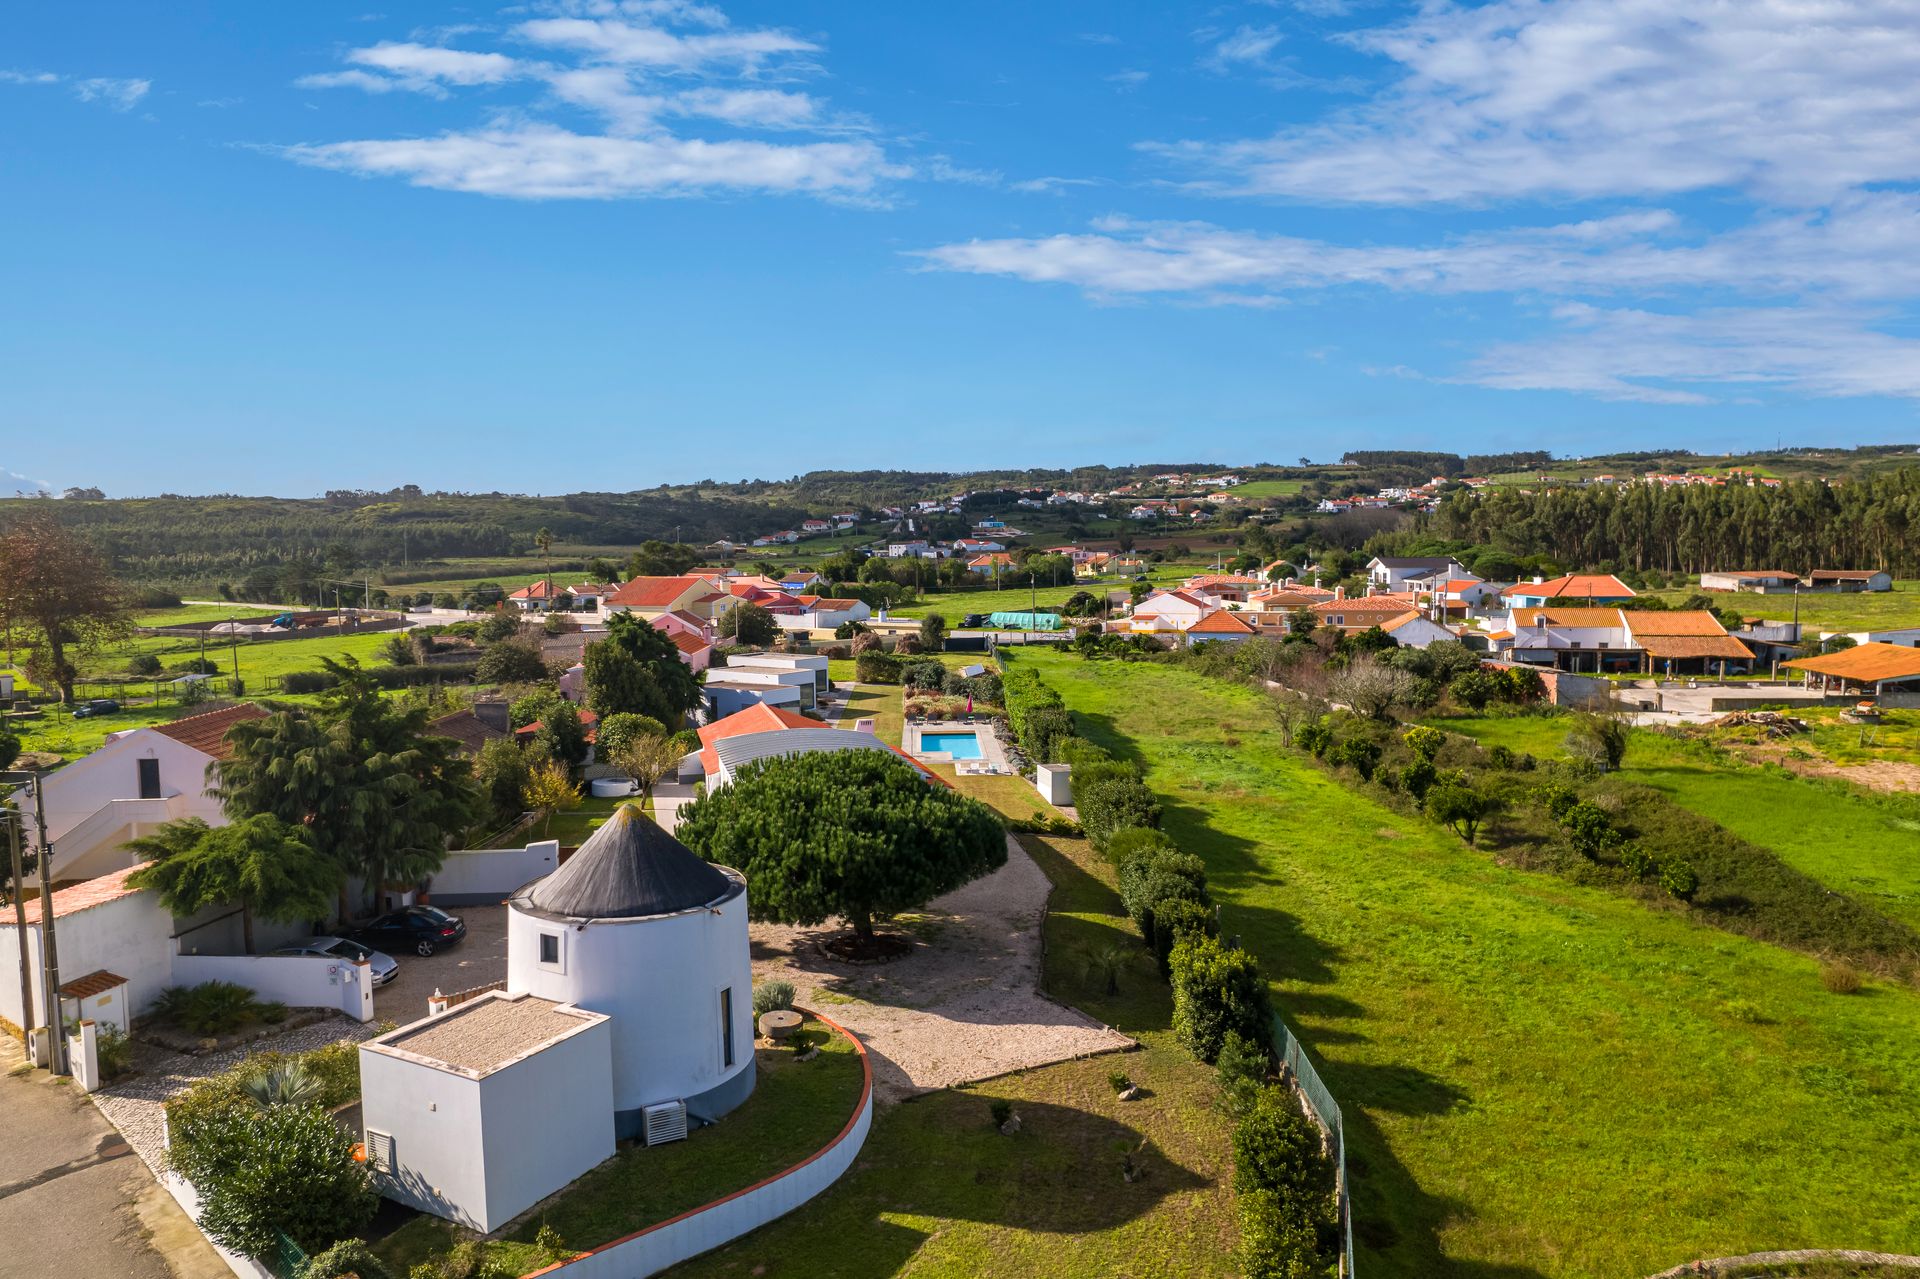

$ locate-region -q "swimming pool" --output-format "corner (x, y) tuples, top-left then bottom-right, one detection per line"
(921, 731), (983, 760)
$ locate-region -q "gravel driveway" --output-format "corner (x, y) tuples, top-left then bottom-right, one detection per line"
(372, 903), (510, 1023)
(749, 836), (1132, 1103)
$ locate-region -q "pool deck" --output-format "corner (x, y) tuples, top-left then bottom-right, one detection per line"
(905, 718), (1016, 775)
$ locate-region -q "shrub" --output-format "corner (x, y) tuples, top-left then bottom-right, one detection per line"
(1239, 1189), (1329, 1279)
(1150, 897), (1219, 974)
(1401, 725), (1445, 761)
(1105, 826), (1178, 867)
(96, 1023), (133, 1080)
(1233, 1086), (1339, 1279)
(1294, 718), (1333, 758)
(1171, 934), (1271, 1064)
(302, 1239), (395, 1279)
(1658, 858), (1698, 902)
(1077, 775), (1162, 852)
(1117, 846), (1208, 938)
(1535, 780), (1580, 822)
(752, 980), (797, 1017)
(849, 631), (881, 655)
(1215, 1029), (1268, 1118)
(177, 1102), (377, 1258)
(1563, 713), (1630, 773)
(474, 638), (548, 685)
(1561, 801), (1622, 860)
(1399, 758), (1438, 802)
(1427, 779), (1497, 846)
(1054, 736), (1113, 772)
(1820, 960), (1863, 994)
(988, 1099), (1013, 1129)
(854, 651), (903, 684)
(1325, 737), (1380, 781)
(1448, 668), (1496, 710)
(1619, 843), (1656, 879)
(153, 981), (268, 1036)
(1498, 666), (1545, 703)
(128, 652), (164, 676)
(1487, 743), (1515, 769)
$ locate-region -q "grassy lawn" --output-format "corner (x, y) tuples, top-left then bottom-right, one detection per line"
(525, 796), (634, 846)
(674, 832), (1239, 1279)
(1428, 715), (1920, 931)
(882, 564), (1201, 620)
(1649, 582), (1920, 633)
(1017, 650), (1920, 1278)
(837, 683), (905, 745)
(373, 1019), (866, 1277)
(133, 604), (284, 626)
(1232, 479), (1308, 498)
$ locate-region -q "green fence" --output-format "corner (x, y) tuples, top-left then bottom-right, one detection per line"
(267, 1229), (308, 1279)
(1272, 1013), (1355, 1278)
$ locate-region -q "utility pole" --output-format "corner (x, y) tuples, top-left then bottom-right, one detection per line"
(6, 805), (33, 1043)
(228, 615), (242, 695)
(28, 774), (63, 1075)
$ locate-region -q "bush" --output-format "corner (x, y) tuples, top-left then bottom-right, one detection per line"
(1487, 743), (1515, 769)
(153, 981), (269, 1036)
(1077, 775), (1162, 852)
(1561, 801), (1622, 860)
(1448, 668), (1496, 710)
(1170, 934), (1271, 1064)
(177, 1102), (376, 1258)
(1399, 758), (1438, 801)
(1294, 718), (1333, 758)
(1658, 858), (1698, 901)
(1105, 826), (1178, 866)
(1426, 779), (1497, 846)
(854, 651), (903, 684)
(302, 1239), (395, 1279)
(128, 652), (164, 675)
(1324, 737), (1380, 781)
(1401, 725), (1445, 761)
(474, 637), (547, 685)
(596, 712), (667, 759)
(1820, 960), (1863, 994)
(752, 979), (797, 1017)
(1233, 1086), (1339, 1279)
(1215, 1029), (1268, 1119)
(1239, 1189), (1330, 1279)
(96, 1023), (133, 1079)
(1054, 736), (1113, 772)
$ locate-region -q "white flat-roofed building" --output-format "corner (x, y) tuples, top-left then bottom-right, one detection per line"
(360, 991), (615, 1234)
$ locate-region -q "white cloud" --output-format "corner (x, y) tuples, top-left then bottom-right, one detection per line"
(283, 123), (899, 199)
(1154, 0), (1920, 205)
(1203, 24), (1284, 72)
(0, 467), (50, 496)
(1106, 69), (1149, 90)
(3, 70), (149, 111)
(285, 4), (893, 203)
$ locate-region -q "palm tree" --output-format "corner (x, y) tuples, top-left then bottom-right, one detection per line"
(535, 526), (555, 610)
(1082, 943), (1132, 997)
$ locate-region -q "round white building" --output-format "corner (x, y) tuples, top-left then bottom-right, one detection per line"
(507, 806), (755, 1138)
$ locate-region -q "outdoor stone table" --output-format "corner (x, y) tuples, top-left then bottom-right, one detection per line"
(758, 1009), (802, 1043)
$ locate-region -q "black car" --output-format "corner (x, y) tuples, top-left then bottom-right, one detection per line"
(349, 905), (467, 957)
(960, 614), (988, 628)
(72, 698), (122, 718)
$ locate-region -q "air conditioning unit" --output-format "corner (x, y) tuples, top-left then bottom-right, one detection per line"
(642, 1101), (688, 1146)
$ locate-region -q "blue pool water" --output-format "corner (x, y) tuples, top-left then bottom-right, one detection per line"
(922, 732), (984, 759)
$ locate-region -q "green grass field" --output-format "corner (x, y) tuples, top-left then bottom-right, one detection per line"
(1232, 479), (1308, 498)
(1427, 715), (1920, 931)
(1018, 649), (1920, 1277)
(134, 604), (284, 626)
(1650, 582), (1920, 633)
(881, 563), (1201, 620)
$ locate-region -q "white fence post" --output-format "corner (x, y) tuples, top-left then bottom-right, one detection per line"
(348, 958), (375, 1022)
(69, 1020), (101, 1093)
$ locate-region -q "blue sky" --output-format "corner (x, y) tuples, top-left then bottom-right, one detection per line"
(7, 1), (1920, 496)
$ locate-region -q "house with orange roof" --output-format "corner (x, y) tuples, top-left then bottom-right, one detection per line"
(0, 864), (175, 1038)
(1184, 609), (1259, 643)
(1126, 588), (1216, 635)
(37, 703), (269, 885)
(1494, 606), (1751, 674)
(506, 579), (573, 612)
(694, 704), (943, 789)
(604, 574), (730, 623)
(1183, 573), (1268, 604)
(1505, 574), (1635, 608)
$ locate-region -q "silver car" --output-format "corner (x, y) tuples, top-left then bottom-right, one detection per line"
(272, 936), (400, 986)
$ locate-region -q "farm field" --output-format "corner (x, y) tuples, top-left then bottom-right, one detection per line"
(879, 564), (1200, 620)
(1427, 714), (1920, 931)
(673, 829), (1239, 1279)
(1231, 478), (1308, 497)
(1649, 581), (1920, 632)
(133, 604), (284, 626)
(1018, 649), (1920, 1278)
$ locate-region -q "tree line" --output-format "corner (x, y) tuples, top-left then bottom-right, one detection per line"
(1433, 470), (1920, 575)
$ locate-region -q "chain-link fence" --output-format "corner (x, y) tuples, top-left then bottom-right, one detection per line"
(1273, 1013), (1355, 1278)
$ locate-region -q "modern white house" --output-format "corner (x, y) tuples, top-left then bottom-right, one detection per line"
(36, 704), (266, 884)
(505, 807), (756, 1136)
(722, 652), (830, 699)
(1366, 557), (1473, 592)
(359, 993), (616, 1234)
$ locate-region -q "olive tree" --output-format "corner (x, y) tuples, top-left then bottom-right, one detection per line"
(675, 748), (1006, 945)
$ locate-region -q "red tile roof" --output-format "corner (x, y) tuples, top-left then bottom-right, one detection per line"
(607, 575), (720, 609)
(59, 969), (128, 999)
(508, 580), (564, 600)
(149, 703), (268, 760)
(1511, 574), (1635, 599)
(670, 632), (712, 655)
(697, 703), (828, 773)
(1188, 609), (1257, 634)
(17, 865), (146, 926)
(1785, 641), (1920, 683)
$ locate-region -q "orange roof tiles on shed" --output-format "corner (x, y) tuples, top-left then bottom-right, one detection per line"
(1510, 607), (1626, 628)
(1784, 642), (1920, 684)
(59, 970), (129, 999)
(1636, 635), (1754, 660)
(16, 865), (146, 926)
(1624, 610), (1737, 637)
(670, 632), (712, 655)
(149, 703), (268, 760)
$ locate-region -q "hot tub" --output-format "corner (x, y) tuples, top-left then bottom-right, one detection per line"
(589, 776), (638, 798)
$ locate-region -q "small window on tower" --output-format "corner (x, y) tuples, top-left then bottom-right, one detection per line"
(539, 933), (561, 967)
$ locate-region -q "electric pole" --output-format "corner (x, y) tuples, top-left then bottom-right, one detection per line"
(6, 805), (34, 1043)
(28, 774), (64, 1074)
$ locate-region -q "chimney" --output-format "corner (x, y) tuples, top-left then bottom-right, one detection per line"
(1334, 585), (1346, 601)
(472, 699), (510, 733)
(1533, 575), (1545, 585)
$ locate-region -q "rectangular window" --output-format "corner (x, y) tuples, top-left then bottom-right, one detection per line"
(136, 758), (161, 800)
(720, 987), (735, 1069)
(538, 932), (561, 968)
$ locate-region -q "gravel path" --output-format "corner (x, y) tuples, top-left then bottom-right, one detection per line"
(750, 836), (1132, 1103)
(94, 1016), (382, 1175)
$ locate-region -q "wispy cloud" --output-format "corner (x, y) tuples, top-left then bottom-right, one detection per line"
(1201, 24), (1284, 73)
(284, 4), (896, 201)
(1106, 68), (1149, 91)
(2, 69), (150, 111)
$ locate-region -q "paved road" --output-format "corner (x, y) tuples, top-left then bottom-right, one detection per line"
(0, 1041), (226, 1279)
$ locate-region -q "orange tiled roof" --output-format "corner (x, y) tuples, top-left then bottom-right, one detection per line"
(670, 631), (712, 655)
(607, 575), (720, 609)
(1784, 642), (1920, 683)
(1624, 610), (1734, 637)
(150, 703), (268, 760)
(59, 969), (128, 999)
(18, 865), (145, 926)
(697, 703), (827, 773)
(1189, 610), (1257, 634)
(1637, 635), (1754, 660)
(1510, 607), (1626, 628)
(1511, 574), (1635, 599)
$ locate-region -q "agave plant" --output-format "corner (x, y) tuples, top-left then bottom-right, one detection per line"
(241, 1061), (324, 1109)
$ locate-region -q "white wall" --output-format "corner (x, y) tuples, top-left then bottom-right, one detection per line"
(0, 890), (176, 1033)
(507, 883), (753, 1118)
(429, 841), (560, 905)
(706, 683), (803, 720)
(360, 1048), (489, 1230)
(478, 1016), (615, 1232)
(172, 953), (375, 1022)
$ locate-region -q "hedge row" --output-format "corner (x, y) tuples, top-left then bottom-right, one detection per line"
(280, 661), (479, 694)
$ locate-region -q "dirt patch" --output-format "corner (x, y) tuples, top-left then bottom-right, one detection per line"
(749, 836), (1133, 1103)
(1736, 742), (1920, 793)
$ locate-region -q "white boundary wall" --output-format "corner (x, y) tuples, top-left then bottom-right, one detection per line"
(429, 841), (560, 905)
(172, 954), (375, 1022)
(530, 1013), (872, 1279)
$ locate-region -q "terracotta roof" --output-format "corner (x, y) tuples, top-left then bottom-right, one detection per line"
(16, 865), (146, 926)
(508, 580), (564, 600)
(1711, 570), (1798, 580)
(697, 703), (827, 773)
(664, 609), (709, 631)
(1637, 635), (1754, 660)
(514, 708), (600, 743)
(1253, 590), (1333, 609)
(1784, 642), (1920, 684)
(1807, 570), (1884, 581)
(1189, 610), (1257, 634)
(1511, 607), (1626, 628)
(1311, 598), (1417, 615)
(1624, 610), (1734, 637)
(670, 631), (712, 655)
(430, 709), (508, 755)
(149, 703), (268, 760)
(606, 575), (718, 609)
(809, 598), (861, 610)
(1186, 574), (1265, 588)
(59, 970), (128, 999)
(1380, 612), (1432, 633)
(1510, 574), (1636, 599)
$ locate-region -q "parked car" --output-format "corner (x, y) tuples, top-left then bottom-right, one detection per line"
(71, 698), (121, 718)
(348, 905), (467, 957)
(961, 614), (987, 628)
(270, 936), (399, 986)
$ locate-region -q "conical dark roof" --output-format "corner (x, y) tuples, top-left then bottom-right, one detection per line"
(519, 806), (735, 920)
